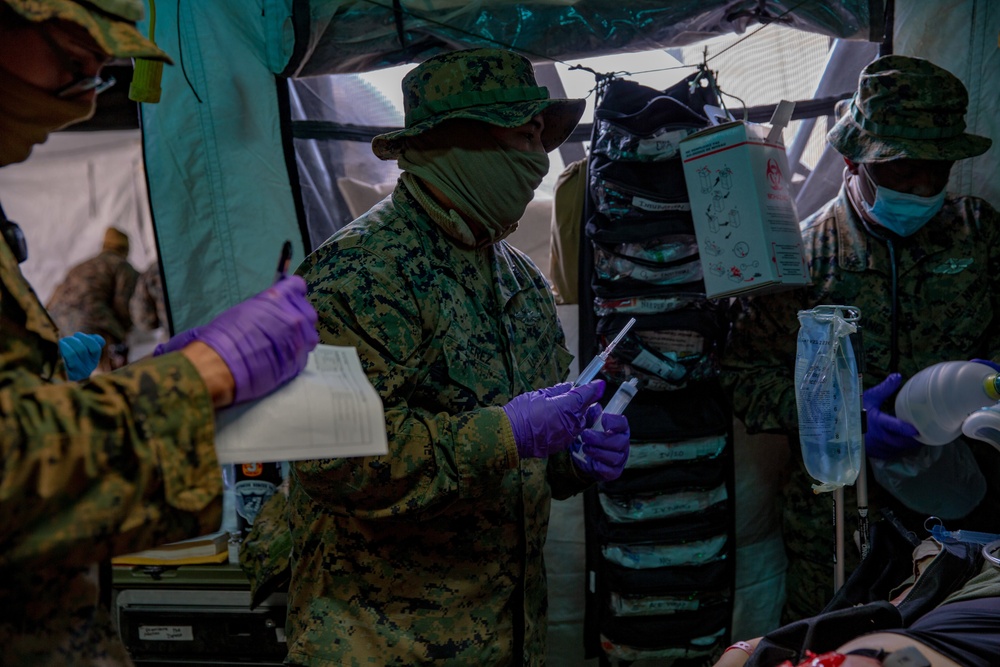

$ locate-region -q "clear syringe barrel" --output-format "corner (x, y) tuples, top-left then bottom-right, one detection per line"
(575, 354), (607, 387)
(593, 378), (639, 432)
(573, 316), (637, 386)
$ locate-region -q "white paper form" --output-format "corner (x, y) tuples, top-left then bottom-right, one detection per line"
(214, 345), (388, 464)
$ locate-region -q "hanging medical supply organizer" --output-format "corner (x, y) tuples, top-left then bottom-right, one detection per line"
(578, 74), (737, 666)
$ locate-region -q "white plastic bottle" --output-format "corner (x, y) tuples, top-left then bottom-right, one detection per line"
(894, 361), (1000, 445)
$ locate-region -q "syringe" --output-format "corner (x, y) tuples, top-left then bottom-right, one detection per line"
(574, 317), (637, 386)
(572, 377), (639, 463)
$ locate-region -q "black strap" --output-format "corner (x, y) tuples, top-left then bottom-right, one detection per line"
(0, 201), (28, 264)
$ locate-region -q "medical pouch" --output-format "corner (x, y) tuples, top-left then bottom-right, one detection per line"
(625, 435), (728, 469)
(592, 93), (708, 163)
(602, 534), (728, 569)
(603, 559), (730, 595)
(599, 482), (728, 523)
(592, 502), (730, 546)
(593, 290), (710, 317)
(599, 631), (725, 664)
(794, 306), (862, 491)
(597, 312), (724, 390)
(593, 234), (702, 287)
(603, 453), (726, 495)
(586, 211), (695, 247)
(622, 380), (729, 440)
(590, 158), (691, 223)
(608, 586), (730, 617)
(599, 603), (729, 648)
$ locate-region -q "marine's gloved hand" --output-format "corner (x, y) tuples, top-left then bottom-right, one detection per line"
(503, 380), (605, 459)
(571, 413), (631, 482)
(154, 327), (200, 356)
(59, 332), (105, 381)
(971, 358), (1000, 372)
(156, 276), (319, 405)
(864, 372), (922, 460)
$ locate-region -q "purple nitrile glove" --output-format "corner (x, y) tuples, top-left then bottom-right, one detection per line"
(59, 332), (105, 380)
(503, 380), (606, 459)
(156, 276), (319, 405)
(154, 327), (200, 357)
(572, 413), (631, 482)
(864, 373), (922, 460)
(971, 358), (1000, 372)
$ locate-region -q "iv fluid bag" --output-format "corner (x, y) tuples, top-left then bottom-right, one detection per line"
(794, 307), (862, 491)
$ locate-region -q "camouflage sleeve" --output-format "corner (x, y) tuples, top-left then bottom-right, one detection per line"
(294, 250), (518, 520)
(129, 268), (159, 331)
(721, 288), (809, 435)
(0, 353), (222, 570)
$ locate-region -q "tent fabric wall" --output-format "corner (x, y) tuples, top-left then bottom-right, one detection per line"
(893, 0), (999, 206)
(140, 0), (304, 332)
(288, 0), (883, 76)
(0, 130), (158, 307)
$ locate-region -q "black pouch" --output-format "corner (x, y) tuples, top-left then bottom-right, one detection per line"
(602, 454), (726, 496)
(586, 209), (694, 247)
(590, 158), (690, 222)
(592, 234), (703, 287)
(597, 74), (717, 121)
(593, 503), (730, 546)
(596, 311), (726, 390)
(600, 602), (730, 648)
(619, 379), (730, 440)
(592, 93), (708, 162)
(603, 559), (730, 595)
(625, 434), (728, 468)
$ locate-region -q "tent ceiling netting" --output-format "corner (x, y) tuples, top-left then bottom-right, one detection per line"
(288, 0), (884, 76)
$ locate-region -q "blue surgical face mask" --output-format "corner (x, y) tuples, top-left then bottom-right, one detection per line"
(860, 165), (946, 237)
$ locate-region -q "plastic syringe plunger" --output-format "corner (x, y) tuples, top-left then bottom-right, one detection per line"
(592, 378), (639, 433)
(574, 317), (637, 386)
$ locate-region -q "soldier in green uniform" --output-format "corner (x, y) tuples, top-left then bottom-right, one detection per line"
(47, 226), (140, 371)
(0, 1), (320, 664)
(288, 48), (631, 665)
(722, 55), (998, 624)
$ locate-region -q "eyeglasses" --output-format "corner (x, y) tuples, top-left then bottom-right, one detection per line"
(35, 25), (115, 98)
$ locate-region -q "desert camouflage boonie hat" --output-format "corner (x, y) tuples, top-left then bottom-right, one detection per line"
(828, 55), (991, 163)
(372, 48), (585, 160)
(4, 0), (172, 63)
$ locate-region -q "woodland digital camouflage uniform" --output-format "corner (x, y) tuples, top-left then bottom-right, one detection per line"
(130, 262), (168, 332)
(0, 231), (222, 665)
(722, 187), (1000, 622)
(46, 248), (139, 370)
(286, 181), (591, 666)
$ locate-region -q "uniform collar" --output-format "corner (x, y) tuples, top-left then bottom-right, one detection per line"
(834, 182), (959, 273)
(392, 181), (538, 311)
(833, 184), (873, 273)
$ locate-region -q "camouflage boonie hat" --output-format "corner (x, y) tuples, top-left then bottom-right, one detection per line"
(372, 48), (585, 160)
(4, 0), (172, 63)
(828, 55), (991, 163)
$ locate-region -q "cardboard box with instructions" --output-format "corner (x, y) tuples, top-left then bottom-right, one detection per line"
(680, 105), (808, 299)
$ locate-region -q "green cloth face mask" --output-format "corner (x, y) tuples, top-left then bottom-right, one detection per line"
(398, 133), (549, 248)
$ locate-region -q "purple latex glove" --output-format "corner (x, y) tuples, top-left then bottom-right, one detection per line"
(864, 373), (922, 460)
(971, 358), (1000, 372)
(154, 327), (200, 356)
(571, 413), (631, 482)
(156, 276), (319, 405)
(503, 380), (606, 459)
